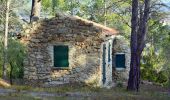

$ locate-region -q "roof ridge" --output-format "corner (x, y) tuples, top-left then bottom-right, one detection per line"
(55, 13), (119, 35)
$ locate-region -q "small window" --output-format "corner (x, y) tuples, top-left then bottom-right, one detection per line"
(115, 53), (125, 69)
(53, 45), (69, 68)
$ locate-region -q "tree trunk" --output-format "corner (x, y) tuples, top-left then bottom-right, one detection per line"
(137, 0), (150, 55)
(9, 62), (13, 85)
(30, 0), (41, 22)
(137, 0), (150, 90)
(127, 0), (150, 91)
(127, 0), (139, 91)
(52, 0), (57, 14)
(70, 0), (73, 15)
(2, 0), (10, 79)
(104, 0), (107, 26)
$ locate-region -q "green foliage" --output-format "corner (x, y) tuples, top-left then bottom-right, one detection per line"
(0, 0), (28, 79)
(42, 0), (68, 15)
(8, 39), (26, 78)
(42, 0), (52, 9)
(116, 81), (123, 88)
(141, 19), (170, 86)
(0, 39), (26, 78)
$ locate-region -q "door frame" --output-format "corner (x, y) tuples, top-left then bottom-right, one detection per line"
(101, 35), (115, 87)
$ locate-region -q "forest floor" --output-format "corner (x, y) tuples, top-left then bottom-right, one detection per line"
(0, 83), (169, 100)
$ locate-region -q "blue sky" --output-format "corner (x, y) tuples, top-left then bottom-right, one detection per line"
(162, 0), (170, 2)
(162, 0), (170, 5)
(161, 0), (170, 12)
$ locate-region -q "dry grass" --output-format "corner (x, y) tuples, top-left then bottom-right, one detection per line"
(0, 79), (11, 88)
(0, 83), (169, 100)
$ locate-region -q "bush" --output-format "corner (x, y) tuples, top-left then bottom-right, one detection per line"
(141, 47), (168, 86)
(8, 39), (26, 79)
(0, 38), (26, 79)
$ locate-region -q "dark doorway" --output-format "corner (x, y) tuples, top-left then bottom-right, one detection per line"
(102, 44), (106, 84)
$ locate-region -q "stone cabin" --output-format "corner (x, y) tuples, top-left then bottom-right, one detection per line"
(23, 13), (130, 88)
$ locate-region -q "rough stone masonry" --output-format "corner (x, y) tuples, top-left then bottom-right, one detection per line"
(22, 13), (130, 87)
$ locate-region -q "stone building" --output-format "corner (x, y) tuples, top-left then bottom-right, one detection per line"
(23, 13), (130, 88)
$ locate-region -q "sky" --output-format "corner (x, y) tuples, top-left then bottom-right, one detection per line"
(162, 0), (170, 3)
(162, 0), (170, 6)
(158, 0), (170, 12)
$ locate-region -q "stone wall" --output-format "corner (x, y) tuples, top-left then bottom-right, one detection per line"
(112, 36), (131, 83)
(100, 36), (130, 88)
(23, 14), (106, 86)
(23, 13), (130, 87)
